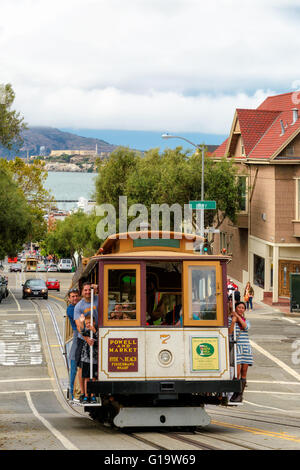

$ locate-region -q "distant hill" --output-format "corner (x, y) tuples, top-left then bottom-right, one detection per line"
(0, 126), (118, 159)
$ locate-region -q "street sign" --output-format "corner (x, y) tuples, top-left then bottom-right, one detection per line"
(189, 200), (216, 210)
(203, 228), (220, 234)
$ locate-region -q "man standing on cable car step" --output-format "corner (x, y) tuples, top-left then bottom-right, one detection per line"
(66, 288), (80, 400)
(74, 282), (99, 403)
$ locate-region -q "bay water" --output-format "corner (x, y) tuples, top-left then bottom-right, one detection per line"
(45, 172), (98, 211)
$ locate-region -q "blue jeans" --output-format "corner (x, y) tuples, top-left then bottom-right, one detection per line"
(246, 297), (253, 310)
(69, 359), (77, 399)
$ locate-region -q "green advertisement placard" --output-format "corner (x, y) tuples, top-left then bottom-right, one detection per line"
(191, 337), (220, 371)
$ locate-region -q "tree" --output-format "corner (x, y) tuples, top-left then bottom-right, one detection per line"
(0, 157), (55, 241)
(0, 168), (34, 259)
(41, 211), (103, 268)
(0, 83), (27, 150)
(95, 147), (140, 208)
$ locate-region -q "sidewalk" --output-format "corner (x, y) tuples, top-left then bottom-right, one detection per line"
(253, 299), (300, 318)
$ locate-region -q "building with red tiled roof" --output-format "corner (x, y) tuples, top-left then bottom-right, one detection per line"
(213, 92), (300, 306)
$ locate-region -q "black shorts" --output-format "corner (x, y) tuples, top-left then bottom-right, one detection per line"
(75, 338), (85, 366)
(81, 361), (98, 379)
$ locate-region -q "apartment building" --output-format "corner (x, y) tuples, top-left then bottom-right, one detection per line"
(213, 92), (300, 303)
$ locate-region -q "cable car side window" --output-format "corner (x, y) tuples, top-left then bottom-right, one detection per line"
(183, 261), (223, 326)
(103, 264), (141, 326)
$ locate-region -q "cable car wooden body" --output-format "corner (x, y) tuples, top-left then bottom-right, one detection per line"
(66, 231), (241, 428)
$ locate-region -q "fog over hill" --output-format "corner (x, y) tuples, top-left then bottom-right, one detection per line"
(0, 126), (117, 159)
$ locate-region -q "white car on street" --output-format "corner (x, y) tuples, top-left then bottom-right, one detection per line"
(47, 264), (59, 272)
(58, 259), (72, 272)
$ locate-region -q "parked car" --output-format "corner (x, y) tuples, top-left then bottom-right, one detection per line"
(0, 275), (8, 303)
(47, 264), (58, 272)
(9, 263), (22, 272)
(37, 263), (47, 272)
(46, 278), (60, 291)
(58, 258), (72, 272)
(22, 279), (48, 299)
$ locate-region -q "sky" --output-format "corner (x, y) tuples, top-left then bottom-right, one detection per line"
(1, 0), (300, 148)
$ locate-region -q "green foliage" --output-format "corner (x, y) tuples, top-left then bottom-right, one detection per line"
(95, 147), (140, 207)
(0, 168), (34, 259)
(0, 157), (54, 241)
(41, 211), (103, 266)
(0, 83), (27, 150)
(95, 146), (242, 230)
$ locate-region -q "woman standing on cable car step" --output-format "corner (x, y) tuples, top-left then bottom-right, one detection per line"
(228, 301), (253, 403)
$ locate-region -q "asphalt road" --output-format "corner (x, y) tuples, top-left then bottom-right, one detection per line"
(1, 268), (300, 451)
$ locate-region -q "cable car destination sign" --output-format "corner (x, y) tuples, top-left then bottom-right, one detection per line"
(108, 338), (138, 372)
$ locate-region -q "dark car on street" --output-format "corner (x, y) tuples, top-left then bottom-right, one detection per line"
(22, 279), (48, 300)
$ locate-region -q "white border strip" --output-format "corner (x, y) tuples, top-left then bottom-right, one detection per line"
(25, 391), (78, 450)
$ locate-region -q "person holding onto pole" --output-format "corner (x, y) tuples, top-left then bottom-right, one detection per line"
(74, 282), (99, 403)
(78, 314), (98, 403)
(228, 301), (253, 403)
(66, 288), (80, 400)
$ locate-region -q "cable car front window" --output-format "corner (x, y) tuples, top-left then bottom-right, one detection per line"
(108, 270), (137, 320)
(189, 266), (217, 320)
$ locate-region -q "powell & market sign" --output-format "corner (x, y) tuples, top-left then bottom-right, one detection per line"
(108, 338), (138, 372)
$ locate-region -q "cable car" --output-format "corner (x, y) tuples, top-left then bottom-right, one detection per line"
(65, 231), (241, 428)
(25, 257), (38, 272)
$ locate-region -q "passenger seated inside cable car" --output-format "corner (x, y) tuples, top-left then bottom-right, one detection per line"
(107, 269), (137, 320)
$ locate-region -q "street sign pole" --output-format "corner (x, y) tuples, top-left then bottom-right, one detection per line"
(201, 146), (204, 239)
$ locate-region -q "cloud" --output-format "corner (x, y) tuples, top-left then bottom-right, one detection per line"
(13, 85), (273, 133)
(0, 0), (299, 132)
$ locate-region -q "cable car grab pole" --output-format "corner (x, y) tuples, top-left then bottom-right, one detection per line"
(232, 291), (237, 379)
(90, 287), (94, 380)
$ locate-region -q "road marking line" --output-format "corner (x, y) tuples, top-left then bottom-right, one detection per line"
(25, 391), (78, 450)
(0, 312), (38, 316)
(0, 378), (52, 383)
(281, 317), (297, 324)
(250, 339), (300, 382)
(244, 400), (300, 413)
(248, 380), (300, 385)
(0, 389), (55, 394)
(9, 289), (21, 311)
(49, 294), (65, 303)
(245, 391), (300, 395)
(212, 419), (300, 442)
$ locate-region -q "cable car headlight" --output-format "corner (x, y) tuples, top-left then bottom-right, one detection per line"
(158, 349), (173, 366)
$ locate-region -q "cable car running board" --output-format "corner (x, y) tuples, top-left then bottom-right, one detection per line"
(113, 406), (211, 428)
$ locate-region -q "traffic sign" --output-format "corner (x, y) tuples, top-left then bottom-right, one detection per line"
(203, 228), (220, 234)
(189, 200), (216, 210)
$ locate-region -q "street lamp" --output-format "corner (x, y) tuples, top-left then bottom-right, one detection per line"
(161, 133), (205, 239)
